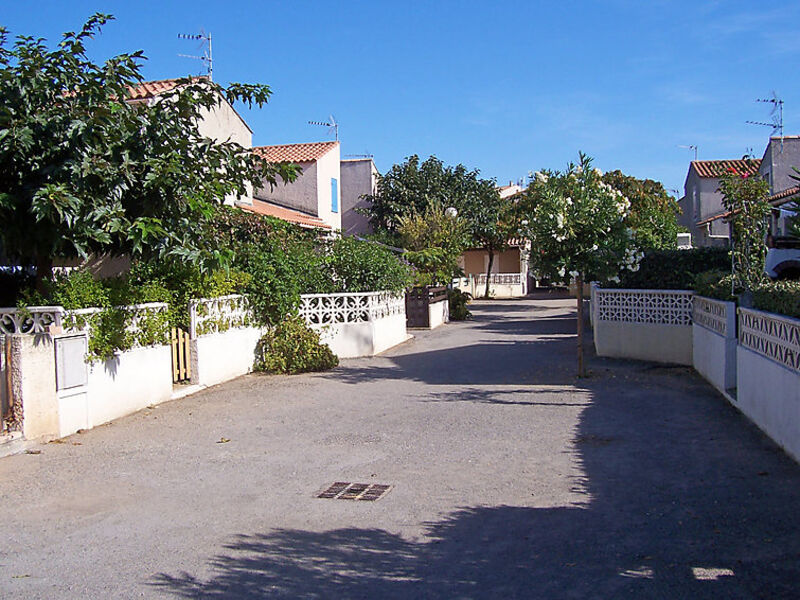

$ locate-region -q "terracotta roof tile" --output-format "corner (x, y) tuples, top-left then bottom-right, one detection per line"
(691, 159), (761, 178)
(768, 186), (800, 206)
(125, 76), (208, 101)
(253, 142), (338, 163)
(237, 200), (331, 230)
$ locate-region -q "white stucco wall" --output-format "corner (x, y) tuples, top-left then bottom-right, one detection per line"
(197, 96), (254, 205)
(191, 326), (263, 388)
(692, 298), (737, 395)
(11, 335), (59, 440)
(428, 299), (449, 330)
(316, 313), (408, 358)
(736, 346), (800, 462)
(87, 345), (172, 429)
(594, 321), (693, 365)
(315, 144), (342, 231)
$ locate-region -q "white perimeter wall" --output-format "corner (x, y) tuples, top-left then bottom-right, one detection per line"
(58, 344), (172, 438)
(692, 324), (737, 394)
(317, 313), (408, 358)
(594, 321), (693, 365)
(737, 346), (800, 462)
(428, 299), (449, 329)
(192, 326), (263, 388)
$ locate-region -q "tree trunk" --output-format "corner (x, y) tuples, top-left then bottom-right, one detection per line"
(34, 255), (54, 295)
(484, 250), (494, 299)
(576, 273), (585, 377)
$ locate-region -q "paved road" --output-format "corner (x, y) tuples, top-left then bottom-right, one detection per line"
(1, 298), (799, 599)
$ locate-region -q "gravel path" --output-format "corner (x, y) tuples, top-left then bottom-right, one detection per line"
(1, 298), (798, 599)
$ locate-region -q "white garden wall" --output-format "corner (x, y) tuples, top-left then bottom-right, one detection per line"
(593, 288), (693, 365)
(453, 274), (525, 298)
(191, 326), (262, 387)
(736, 307), (800, 462)
(428, 298), (449, 330)
(300, 291), (409, 358)
(189, 295), (261, 387)
(692, 296), (737, 394)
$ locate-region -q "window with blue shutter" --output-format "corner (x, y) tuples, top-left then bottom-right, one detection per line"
(331, 178), (338, 213)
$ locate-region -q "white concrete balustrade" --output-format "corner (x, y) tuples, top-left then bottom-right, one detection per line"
(299, 291), (408, 357)
(593, 288), (694, 365)
(189, 294), (262, 388)
(736, 307), (800, 462)
(692, 296), (737, 395)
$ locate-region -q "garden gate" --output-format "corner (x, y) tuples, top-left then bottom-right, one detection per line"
(170, 327), (192, 383)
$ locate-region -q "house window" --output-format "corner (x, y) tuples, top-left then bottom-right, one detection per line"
(331, 178), (338, 213)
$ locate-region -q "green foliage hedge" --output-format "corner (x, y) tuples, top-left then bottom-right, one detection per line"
(254, 316), (338, 374)
(613, 248), (730, 289)
(752, 281), (800, 319)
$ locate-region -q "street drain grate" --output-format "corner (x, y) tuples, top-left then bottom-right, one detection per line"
(317, 482), (392, 501)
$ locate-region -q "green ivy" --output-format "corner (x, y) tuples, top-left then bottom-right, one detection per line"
(752, 280), (800, 319)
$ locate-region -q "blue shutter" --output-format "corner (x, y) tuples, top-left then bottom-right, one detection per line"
(331, 178), (338, 213)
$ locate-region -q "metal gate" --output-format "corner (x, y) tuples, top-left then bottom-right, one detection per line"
(170, 327), (192, 383)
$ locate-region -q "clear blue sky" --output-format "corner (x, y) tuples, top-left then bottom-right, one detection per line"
(4, 1), (800, 196)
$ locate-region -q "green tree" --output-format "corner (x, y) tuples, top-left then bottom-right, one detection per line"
(396, 202), (470, 286)
(365, 154), (517, 296)
(0, 14), (297, 289)
(719, 167), (770, 294)
(523, 153), (642, 376)
(601, 170), (680, 250)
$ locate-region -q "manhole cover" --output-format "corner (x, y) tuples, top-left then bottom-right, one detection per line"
(317, 482), (392, 501)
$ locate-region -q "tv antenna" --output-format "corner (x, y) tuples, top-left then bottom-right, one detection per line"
(178, 30), (212, 80)
(344, 153), (373, 159)
(747, 91), (784, 150)
(678, 144), (698, 161)
(308, 115), (339, 141)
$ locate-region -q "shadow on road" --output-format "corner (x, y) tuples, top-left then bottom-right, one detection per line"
(151, 300), (800, 598)
(152, 371), (800, 598)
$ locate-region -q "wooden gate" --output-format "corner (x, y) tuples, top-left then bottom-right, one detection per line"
(170, 327), (192, 383)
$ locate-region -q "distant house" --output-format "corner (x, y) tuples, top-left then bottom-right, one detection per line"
(684, 137), (800, 242)
(456, 239), (530, 298)
(243, 141), (341, 231)
(340, 158), (379, 236)
(677, 159), (761, 247)
(497, 182), (524, 199)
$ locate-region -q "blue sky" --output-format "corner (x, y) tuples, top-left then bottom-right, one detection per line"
(4, 1), (800, 196)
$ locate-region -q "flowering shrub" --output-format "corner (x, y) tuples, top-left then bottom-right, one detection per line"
(524, 153), (641, 284)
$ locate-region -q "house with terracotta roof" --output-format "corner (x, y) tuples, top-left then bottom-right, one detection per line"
(684, 137), (800, 244)
(127, 76), (255, 206)
(244, 142), (341, 231)
(677, 159), (761, 247)
(340, 158), (379, 236)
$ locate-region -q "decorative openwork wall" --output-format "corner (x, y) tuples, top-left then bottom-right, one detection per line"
(0, 303), (168, 343)
(693, 296), (730, 336)
(476, 273), (521, 285)
(189, 294), (251, 338)
(299, 292), (404, 326)
(0, 307), (64, 334)
(594, 289), (693, 326)
(739, 307), (800, 372)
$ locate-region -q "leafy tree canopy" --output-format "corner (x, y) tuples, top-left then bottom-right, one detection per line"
(0, 14), (297, 284)
(364, 154), (520, 294)
(601, 170), (680, 250)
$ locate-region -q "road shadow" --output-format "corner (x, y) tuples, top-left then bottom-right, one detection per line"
(152, 360), (800, 598)
(151, 299), (800, 598)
